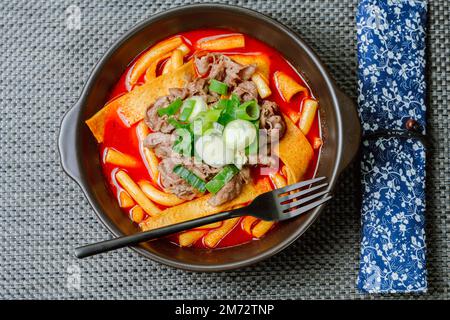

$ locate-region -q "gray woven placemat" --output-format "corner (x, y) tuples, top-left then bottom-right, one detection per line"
(0, 0), (448, 299)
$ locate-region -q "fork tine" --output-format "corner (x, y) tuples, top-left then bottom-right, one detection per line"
(278, 182), (328, 203)
(275, 176), (326, 195)
(277, 195), (332, 221)
(280, 189), (329, 211)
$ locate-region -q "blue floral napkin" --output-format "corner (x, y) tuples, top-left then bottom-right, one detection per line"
(356, 0), (428, 293)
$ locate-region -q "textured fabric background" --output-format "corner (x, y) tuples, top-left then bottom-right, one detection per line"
(0, 0), (448, 299)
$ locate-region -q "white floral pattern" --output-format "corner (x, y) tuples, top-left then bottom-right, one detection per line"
(356, 0), (427, 293)
(357, 0), (427, 134)
(358, 138), (427, 293)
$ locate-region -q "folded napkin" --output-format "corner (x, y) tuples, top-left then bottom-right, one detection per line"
(356, 0), (428, 293)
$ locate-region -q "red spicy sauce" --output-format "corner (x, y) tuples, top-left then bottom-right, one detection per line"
(100, 28), (322, 249)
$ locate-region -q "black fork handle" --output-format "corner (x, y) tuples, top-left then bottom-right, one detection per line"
(75, 210), (238, 259)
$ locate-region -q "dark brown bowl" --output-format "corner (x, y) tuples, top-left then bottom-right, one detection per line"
(58, 4), (360, 271)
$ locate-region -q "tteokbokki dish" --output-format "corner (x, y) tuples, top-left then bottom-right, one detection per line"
(86, 29), (322, 249)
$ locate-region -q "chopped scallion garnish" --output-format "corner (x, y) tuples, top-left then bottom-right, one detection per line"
(190, 109), (222, 135)
(214, 98), (230, 110)
(235, 100), (260, 121)
(209, 79), (229, 95)
(245, 120), (260, 156)
(172, 128), (193, 156)
(168, 117), (189, 130)
(217, 94), (240, 125)
(173, 165), (206, 193)
(157, 98), (183, 117)
(205, 165), (239, 194)
(179, 99), (196, 122)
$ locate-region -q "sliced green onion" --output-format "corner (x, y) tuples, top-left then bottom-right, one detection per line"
(217, 94), (241, 126)
(172, 128), (193, 156)
(205, 165), (239, 194)
(209, 79), (228, 95)
(217, 111), (235, 126)
(230, 93), (240, 106)
(190, 109), (222, 136)
(235, 100), (260, 121)
(245, 121), (259, 156)
(168, 117), (189, 130)
(173, 165), (206, 193)
(202, 122), (225, 137)
(179, 99), (196, 122)
(157, 98), (182, 117)
(214, 98), (229, 110)
(183, 96), (207, 122)
(169, 119), (193, 155)
(191, 119), (203, 136)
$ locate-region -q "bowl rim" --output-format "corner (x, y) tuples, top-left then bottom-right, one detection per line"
(59, 3), (345, 271)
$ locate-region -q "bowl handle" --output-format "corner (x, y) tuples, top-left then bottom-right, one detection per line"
(58, 101), (82, 181)
(335, 89), (361, 173)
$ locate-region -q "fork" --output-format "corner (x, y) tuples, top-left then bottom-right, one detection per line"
(75, 177), (331, 258)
